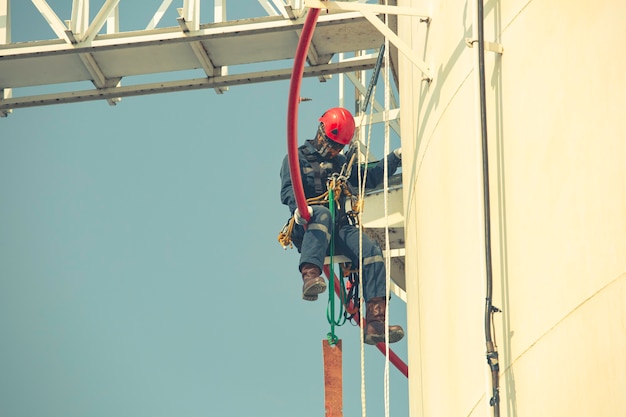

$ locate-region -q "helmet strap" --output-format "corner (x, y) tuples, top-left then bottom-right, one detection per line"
(313, 125), (331, 158)
(315, 124), (343, 159)
(318, 141), (332, 159)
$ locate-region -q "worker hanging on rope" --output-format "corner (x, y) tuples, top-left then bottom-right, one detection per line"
(279, 107), (404, 345)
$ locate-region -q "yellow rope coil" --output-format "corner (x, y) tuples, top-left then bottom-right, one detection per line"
(277, 216), (296, 249)
(277, 178), (360, 249)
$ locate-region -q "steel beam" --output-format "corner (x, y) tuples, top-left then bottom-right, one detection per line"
(213, 0), (228, 93)
(305, 0), (429, 18)
(0, 5), (379, 114)
(0, 12), (367, 59)
(0, 56), (377, 110)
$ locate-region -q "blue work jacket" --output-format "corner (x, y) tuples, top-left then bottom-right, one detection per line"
(280, 139), (401, 215)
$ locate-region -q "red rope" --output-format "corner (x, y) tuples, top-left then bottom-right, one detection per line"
(287, 6), (408, 379)
(323, 265), (409, 378)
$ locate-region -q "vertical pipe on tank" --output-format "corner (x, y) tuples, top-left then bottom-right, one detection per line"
(472, 0), (500, 415)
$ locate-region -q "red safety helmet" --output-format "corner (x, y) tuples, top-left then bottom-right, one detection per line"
(318, 107), (355, 146)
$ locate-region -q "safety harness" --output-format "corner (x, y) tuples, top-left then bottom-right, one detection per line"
(277, 145), (363, 331)
(278, 144), (360, 249)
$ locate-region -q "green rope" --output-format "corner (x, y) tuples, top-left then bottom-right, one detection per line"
(326, 184), (347, 346)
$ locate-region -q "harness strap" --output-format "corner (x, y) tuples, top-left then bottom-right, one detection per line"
(300, 145), (325, 194)
(310, 160), (324, 194)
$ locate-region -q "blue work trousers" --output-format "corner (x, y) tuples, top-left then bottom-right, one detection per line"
(293, 206), (386, 302)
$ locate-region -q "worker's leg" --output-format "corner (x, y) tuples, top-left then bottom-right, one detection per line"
(297, 206), (333, 271)
(334, 224), (385, 301)
(295, 206), (332, 301)
(335, 224), (404, 344)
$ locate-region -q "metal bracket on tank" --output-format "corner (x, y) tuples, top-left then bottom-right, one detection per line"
(465, 38), (504, 54)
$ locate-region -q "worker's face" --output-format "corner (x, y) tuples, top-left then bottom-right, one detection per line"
(316, 131), (345, 159)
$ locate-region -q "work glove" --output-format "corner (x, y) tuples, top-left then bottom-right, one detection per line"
(393, 148), (402, 159)
(294, 206), (313, 225)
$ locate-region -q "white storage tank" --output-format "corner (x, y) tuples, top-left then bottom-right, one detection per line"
(397, 1), (626, 416)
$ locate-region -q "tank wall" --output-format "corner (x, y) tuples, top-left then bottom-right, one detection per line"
(398, 1), (626, 416)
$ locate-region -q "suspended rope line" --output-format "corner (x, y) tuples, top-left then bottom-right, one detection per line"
(355, 65), (410, 382)
(382, 11), (392, 415)
(358, 101), (376, 194)
(322, 269), (409, 376)
(345, 44), (385, 177)
(361, 43), (386, 114)
(356, 82), (378, 417)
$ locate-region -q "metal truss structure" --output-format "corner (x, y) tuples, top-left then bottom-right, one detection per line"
(0, 0), (388, 115)
(0, 1), (431, 119)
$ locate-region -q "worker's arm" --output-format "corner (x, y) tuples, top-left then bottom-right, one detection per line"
(349, 149), (401, 189)
(280, 155), (298, 214)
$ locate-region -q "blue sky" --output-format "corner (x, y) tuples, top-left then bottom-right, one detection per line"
(0, 2), (408, 416)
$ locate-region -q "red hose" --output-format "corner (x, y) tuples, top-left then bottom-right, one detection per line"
(287, 6), (408, 379)
(376, 339), (409, 378)
(323, 266), (409, 378)
(286, 8), (320, 223)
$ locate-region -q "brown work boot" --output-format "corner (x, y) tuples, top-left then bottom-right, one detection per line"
(364, 297), (405, 345)
(301, 263), (326, 301)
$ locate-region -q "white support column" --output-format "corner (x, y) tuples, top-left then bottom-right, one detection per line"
(81, 0), (120, 44)
(215, 1), (226, 24)
(0, 0), (8, 44)
(104, 4), (124, 107)
(106, 3), (119, 34)
(70, 0), (88, 35)
(338, 52), (345, 108)
(182, 0), (200, 32)
(0, 0), (9, 49)
(0, 0), (12, 117)
(214, 0), (228, 93)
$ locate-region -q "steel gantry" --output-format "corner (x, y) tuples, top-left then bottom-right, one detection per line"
(0, 0), (385, 115)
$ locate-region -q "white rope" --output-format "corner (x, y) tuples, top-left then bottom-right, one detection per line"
(357, 81), (377, 417)
(357, 118), (367, 417)
(382, 3), (392, 415)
